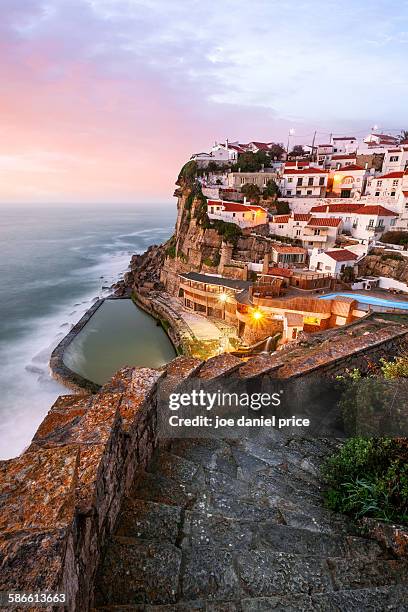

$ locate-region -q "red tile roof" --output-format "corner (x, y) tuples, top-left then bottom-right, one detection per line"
(273, 215), (290, 223)
(325, 249), (358, 262)
(355, 205), (396, 217)
(403, 191), (408, 197)
(377, 171), (404, 179)
(283, 168), (328, 175)
(334, 164), (365, 172)
(208, 200), (266, 213)
(310, 203), (361, 214)
(272, 245), (306, 254)
(268, 267), (293, 277)
(293, 213), (312, 221)
(333, 137), (356, 141)
(307, 217), (342, 227)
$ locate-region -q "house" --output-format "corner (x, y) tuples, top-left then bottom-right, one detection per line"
(382, 148), (408, 174)
(309, 202), (362, 232)
(302, 217), (343, 250)
(269, 213), (311, 240)
(316, 144), (334, 168)
(227, 171), (278, 191)
(332, 137), (357, 155)
(270, 244), (307, 266)
(364, 133), (399, 147)
(366, 171), (405, 200)
(207, 199), (268, 228)
(329, 153), (358, 169)
(350, 205), (397, 242)
(309, 248), (358, 276)
(280, 167), (328, 198)
(328, 164), (367, 198)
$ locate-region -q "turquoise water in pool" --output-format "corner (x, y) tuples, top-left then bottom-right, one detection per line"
(319, 293), (408, 310)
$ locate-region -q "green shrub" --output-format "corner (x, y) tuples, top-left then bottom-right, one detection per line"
(211, 220), (242, 245)
(380, 253), (404, 262)
(323, 437), (408, 524)
(381, 231), (408, 246)
(166, 245), (176, 258)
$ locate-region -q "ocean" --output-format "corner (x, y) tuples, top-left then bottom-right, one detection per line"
(0, 205), (175, 460)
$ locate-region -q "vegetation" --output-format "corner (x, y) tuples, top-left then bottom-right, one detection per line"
(324, 357), (408, 525)
(380, 253), (404, 262)
(275, 200), (290, 215)
(400, 129), (408, 142)
(269, 233), (301, 245)
(241, 183), (261, 203)
(324, 437), (408, 524)
(380, 231), (408, 246)
(178, 160), (198, 185)
(211, 219), (242, 246)
(262, 179), (280, 199)
(231, 150), (271, 172)
(341, 266), (355, 283)
(289, 144), (307, 158)
(268, 143), (286, 160)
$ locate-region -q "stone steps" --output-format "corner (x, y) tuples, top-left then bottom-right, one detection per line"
(93, 356), (407, 609)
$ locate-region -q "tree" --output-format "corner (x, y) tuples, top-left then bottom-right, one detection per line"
(268, 143), (286, 160)
(263, 179), (280, 199)
(400, 129), (408, 142)
(232, 151), (271, 172)
(241, 183), (261, 203)
(275, 200), (290, 214)
(290, 145), (307, 158)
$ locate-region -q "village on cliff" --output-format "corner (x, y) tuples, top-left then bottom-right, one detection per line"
(123, 129), (408, 358)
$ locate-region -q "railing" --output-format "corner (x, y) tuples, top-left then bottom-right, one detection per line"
(365, 225), (385, 232)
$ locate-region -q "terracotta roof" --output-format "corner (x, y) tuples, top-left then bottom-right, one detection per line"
(387, 148), (402, 153)
(334, 164), (365, 172)
(273, 215), (290, 223)
(307, 217), (342, 227)
(208, 200), (266, 213)
(377, 171), (404, 179)
(268, 267), (293, 277)
(293, 213), (312, 221)
(310, 203), (361, 214)
(355, 205), (397, 217)
(325, 249), (358, 262)
(272, 245), (306, 254)
(283, 168), (328, 175)
(333, 137), (356, 141)
(403, 191), (408, 197)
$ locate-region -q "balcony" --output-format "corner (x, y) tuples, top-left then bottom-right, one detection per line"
(365, 225), (385, 232)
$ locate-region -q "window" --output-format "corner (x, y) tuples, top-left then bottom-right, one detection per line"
(296, 190), (301, 195)
(307, 190), (312, 195)
(368, 219), (374, 227)
(278, 224), (284, 229)
(287, 177), (293, 183)
(287, 190), (292, 195)
(393, 180), (399, 187)
(296, 229), (301, 236)
(391, 191), (396, 197)
(319, 177), (325, 185)
(390, 156), (399, 162)
(375, 191), (380, 197)
(297, 178), (303, 186)
(240, 177), (245, 185)
(377, 180), (383, 187)
(314, 229), (321, 235)
(391, 218), (396, 226)
(308, 177), (314, 186)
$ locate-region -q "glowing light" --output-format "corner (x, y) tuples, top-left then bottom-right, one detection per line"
(252, 309), (263, 321)
(218, 293), (228, 303)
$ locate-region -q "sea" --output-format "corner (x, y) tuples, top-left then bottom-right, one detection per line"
(0, 205), (175, 460)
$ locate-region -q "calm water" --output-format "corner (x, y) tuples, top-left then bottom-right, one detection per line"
(63, 299), (176, 385)
(0, 205), (175, 459)
(319, 292), (408, 310)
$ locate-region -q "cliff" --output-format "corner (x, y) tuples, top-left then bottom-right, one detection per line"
(359, 250), (408, 285)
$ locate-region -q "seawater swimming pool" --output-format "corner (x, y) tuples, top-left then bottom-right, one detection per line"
(63, 299), (176, 385)
(319, 293), (408, 310)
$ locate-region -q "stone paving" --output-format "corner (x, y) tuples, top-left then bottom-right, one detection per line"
(94, 429), (408, 610)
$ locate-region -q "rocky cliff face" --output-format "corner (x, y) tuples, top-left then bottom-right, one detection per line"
(359, 250), (408, 284)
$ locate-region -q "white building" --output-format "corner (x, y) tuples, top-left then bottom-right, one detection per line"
(309, 248), (358, 276)
(309, 202), (362, 232)
(329, 153), (358, 169)
(316, 144), (334, 168)
(366, 171), (405, 201)
(207, 199), (268, 228)
(269, 213), (311, 240)
(280, 167), (328, 198)
(350, 205), (397, 242)
(302, 217), (343, 250)
(382, 147), (408, 174)
(332, 137), (357, 155)
(329, 164), (367, 198)
(364, 133), (399, 147)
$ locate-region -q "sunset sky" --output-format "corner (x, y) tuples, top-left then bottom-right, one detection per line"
(1, 0), (407, 205)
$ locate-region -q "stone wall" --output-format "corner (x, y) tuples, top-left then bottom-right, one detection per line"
(0, 367), (163, 611)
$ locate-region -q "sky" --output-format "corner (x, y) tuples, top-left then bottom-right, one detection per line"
(0, 0), (407, 205)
